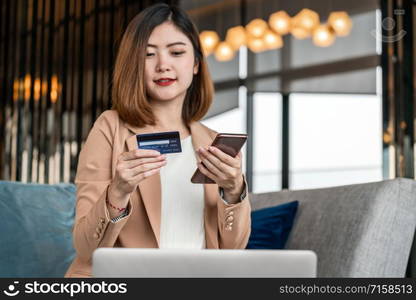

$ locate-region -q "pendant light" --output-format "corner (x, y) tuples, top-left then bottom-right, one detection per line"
(312, 24), (335, 47)
(225, 26), (247, 50)
(199, 31), (219, 56)
(246, 18), (268, 38)
(291, 8), (319, 39)
(268, 11), (291, 35)
(263, 29), (283, 50)
(328, 11), (352, 36)
(247, 37), (266, 52)
(214, 41), (235, 61)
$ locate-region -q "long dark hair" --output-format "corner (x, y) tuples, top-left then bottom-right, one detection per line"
(112, 3), (214, 127)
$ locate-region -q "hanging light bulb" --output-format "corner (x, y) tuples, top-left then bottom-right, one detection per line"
(263, 29), (283, 50)
(290, 25), (310, 39)
(246, 18), (268, 38)
(328, 11), (352, 36)
(225, 26), (247, 50)
(51, 75), (59, 103)
(268, 11), (291, 35)
(34, 78), (41, 101)
(247, 37), (266, 53)
(291, 8), (320, 39)
(42, 81), (48, 95)
(312, 24), (335, 47)
(199, 31), (219, 56)
(214, 41), (235, 61)
(297, 8), (320, 31)
(24, 74), (31, 101)
(13, 79), (19, 101)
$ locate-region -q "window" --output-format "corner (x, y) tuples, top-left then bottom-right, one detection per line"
(201, 86), (248, 173)
(252, 93), (282, 193)
(289, 93), (382, 189)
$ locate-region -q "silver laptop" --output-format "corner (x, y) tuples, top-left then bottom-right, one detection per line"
(92, 248), (317, 278)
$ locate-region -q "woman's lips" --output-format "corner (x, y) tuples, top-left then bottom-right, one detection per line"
(154, 79), (176, 86)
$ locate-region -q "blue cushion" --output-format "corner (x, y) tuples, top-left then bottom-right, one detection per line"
(246, 201), (299, 249)
(0, 181), (76, 277)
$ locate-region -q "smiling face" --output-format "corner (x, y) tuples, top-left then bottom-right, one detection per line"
(144, 21), (199, 104)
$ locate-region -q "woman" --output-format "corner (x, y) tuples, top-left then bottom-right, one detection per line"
(65, 3), (251, 278)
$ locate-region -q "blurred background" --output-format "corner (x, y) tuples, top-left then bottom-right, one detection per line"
(0, 0), (414, 193)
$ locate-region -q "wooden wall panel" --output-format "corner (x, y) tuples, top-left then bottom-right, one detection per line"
(0, 0), (177, 183)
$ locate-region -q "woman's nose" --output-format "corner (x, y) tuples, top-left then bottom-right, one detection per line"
(156, 54), (171, 72)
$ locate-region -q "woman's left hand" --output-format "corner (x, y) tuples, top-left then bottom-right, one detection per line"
(196, 146), (245, 204)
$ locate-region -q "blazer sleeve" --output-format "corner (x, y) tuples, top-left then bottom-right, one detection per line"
(72, 114), (132, 263)
(217, 174), (251, 249)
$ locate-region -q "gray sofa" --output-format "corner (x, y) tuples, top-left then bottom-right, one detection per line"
(249, 178), (416, 277)
(2, 178), (414, 277)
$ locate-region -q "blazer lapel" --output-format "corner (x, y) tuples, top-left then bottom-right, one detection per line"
(124, 121), (219, 248)
(126, 125), (162, 246)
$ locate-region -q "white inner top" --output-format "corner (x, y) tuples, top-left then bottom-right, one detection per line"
(159, 136), (206, 249)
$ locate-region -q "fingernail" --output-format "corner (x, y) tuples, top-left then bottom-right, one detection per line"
(209, 146), (214, 151)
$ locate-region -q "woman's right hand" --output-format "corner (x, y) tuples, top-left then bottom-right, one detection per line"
(108, 149), (166, 210)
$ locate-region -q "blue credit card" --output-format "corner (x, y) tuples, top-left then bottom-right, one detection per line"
(136, 131), (182, 154)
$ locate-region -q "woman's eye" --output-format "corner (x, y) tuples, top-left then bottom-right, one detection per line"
(172, 51), (185, 56)
(146, 53), (155, 57)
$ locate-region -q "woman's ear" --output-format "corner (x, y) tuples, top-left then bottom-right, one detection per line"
(193, 61), (199, 75)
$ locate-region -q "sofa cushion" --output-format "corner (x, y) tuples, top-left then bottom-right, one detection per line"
(246, 201), (298, 249)
(249, 178), (416, 277)
(0, 181), (76, 277)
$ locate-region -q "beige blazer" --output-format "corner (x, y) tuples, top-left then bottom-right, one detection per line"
(64, 110), (251, 278)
